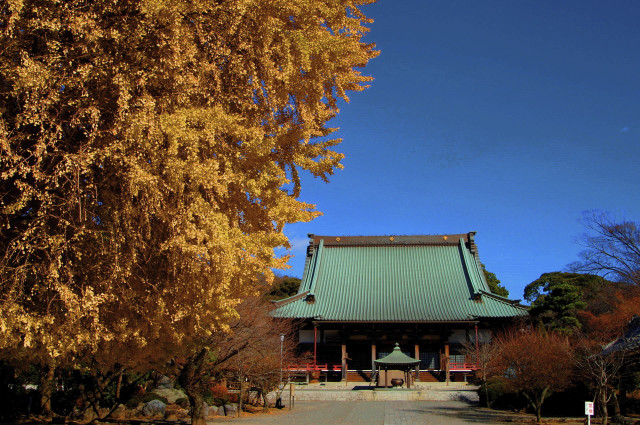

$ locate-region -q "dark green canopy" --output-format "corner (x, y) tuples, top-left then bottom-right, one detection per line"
(374, 343), (420, 367)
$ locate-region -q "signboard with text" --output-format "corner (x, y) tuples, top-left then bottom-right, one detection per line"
(585, 401), (594, 416)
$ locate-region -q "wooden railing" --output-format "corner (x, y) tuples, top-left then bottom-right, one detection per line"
(285, 362), (477, 372)
(285, 363), (343, 372)
(449, 362), (479, 371)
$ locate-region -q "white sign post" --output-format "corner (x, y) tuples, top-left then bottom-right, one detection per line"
(585, 401), (594, 425)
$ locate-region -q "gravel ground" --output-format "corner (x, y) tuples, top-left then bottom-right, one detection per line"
(205, 400), (545, 425)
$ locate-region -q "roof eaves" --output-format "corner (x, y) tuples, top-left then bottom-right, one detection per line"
(306, 238), (324, 301)
(602, 315), (640, 355)
(298, 250), (314, 293)
(460, 237), (495, 295)
(312, 234), (470, 247)
(479, 290), (527, 307)
(458, 238), (478, 299)
(271, 290), (310, 307)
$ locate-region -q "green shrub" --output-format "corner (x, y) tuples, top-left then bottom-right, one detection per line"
(540, 383), (590, 417)
(212, 397), (225, 407)
(478, 377), (507, 406)
(0, 362), (41, 419)
(125, 396), (141, 409)
(175, 398), (189, 408)
(51, 390), (82, 416)
(478, 377), (525, 411)
(141, 393), (168, 404)
(125, 392), (168, 409)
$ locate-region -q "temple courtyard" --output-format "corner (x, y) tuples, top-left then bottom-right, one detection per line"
(205, 400), (585, 425)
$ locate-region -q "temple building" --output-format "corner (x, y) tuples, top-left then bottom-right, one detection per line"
(272, 232), (528, 383)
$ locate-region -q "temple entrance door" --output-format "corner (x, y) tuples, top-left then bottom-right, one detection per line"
(419, 351), (440, 370)
(347, 342), (371, 370)
(320, 344), (342, 367)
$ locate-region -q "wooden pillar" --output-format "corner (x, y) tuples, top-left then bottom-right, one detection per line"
(444, 343), (450, 383)
(414, 343), (420, 382)
(341, 343), (347, 381)
(385, 366), (389, 388)
(475, 324), (479, 369)
(371, 343), (376, 373)
(320, 327), (325, 364)
(313, 325), (318, 367)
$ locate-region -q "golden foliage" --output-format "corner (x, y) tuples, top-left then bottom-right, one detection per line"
(0, 0), (377, 368)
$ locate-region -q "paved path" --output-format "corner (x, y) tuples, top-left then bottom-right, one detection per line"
(207, 400), (523, 425)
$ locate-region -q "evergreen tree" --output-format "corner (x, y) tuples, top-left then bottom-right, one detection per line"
(524, 272), (614, 333)
(481, 264), (509, 297)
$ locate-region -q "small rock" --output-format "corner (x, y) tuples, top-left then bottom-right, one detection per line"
(98, 407), (111, 418)
(217, 404), (237, 416)
(111, 404), (127, 419)
(165, 404), (188, 420)
(142, 399), (166, 417)
(156, 375), (174, 389)
(82, 409), (97, 422)
(204, 402), (218, 418)
(150, 388), (187, 404)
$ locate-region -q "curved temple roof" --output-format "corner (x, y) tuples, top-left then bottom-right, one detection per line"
(272, 233), (528, 322)
(375, 343), (421, 367)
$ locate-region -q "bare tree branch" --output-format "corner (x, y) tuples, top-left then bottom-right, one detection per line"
(570, 211), (640, 285)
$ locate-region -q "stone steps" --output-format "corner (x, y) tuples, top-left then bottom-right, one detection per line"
(268, 384), (480, 402)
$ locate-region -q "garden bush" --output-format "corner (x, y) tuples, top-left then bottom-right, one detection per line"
(175, 397), (189, 408)
(478, 377), (525, 411)
(0, 362), (41, 419)
(206, 384), (229, 406)
(125, 392), (168, 409)
(540, 383), (590, 417)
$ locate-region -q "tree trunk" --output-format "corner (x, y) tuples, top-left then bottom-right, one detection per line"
(611, 388), (620, 417)
(185, 390), (206, 425)
(600, 390), (609, 425)
(482, 381), (492, 408)
(115, 370), (123, 401)
(524, 387), (548, 424)
(40, 360), (55, 416)
(237, 379), (243, 418)
(177, 349), (208, 425)
(535, 402), (542, 424)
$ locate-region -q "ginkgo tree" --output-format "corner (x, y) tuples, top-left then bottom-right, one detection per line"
(0, 0), (378, 418)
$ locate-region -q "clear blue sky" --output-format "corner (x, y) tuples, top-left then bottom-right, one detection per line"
(279, 0), (640, 301)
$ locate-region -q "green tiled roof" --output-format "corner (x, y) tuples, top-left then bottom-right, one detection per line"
(272, 233), (528, 322)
